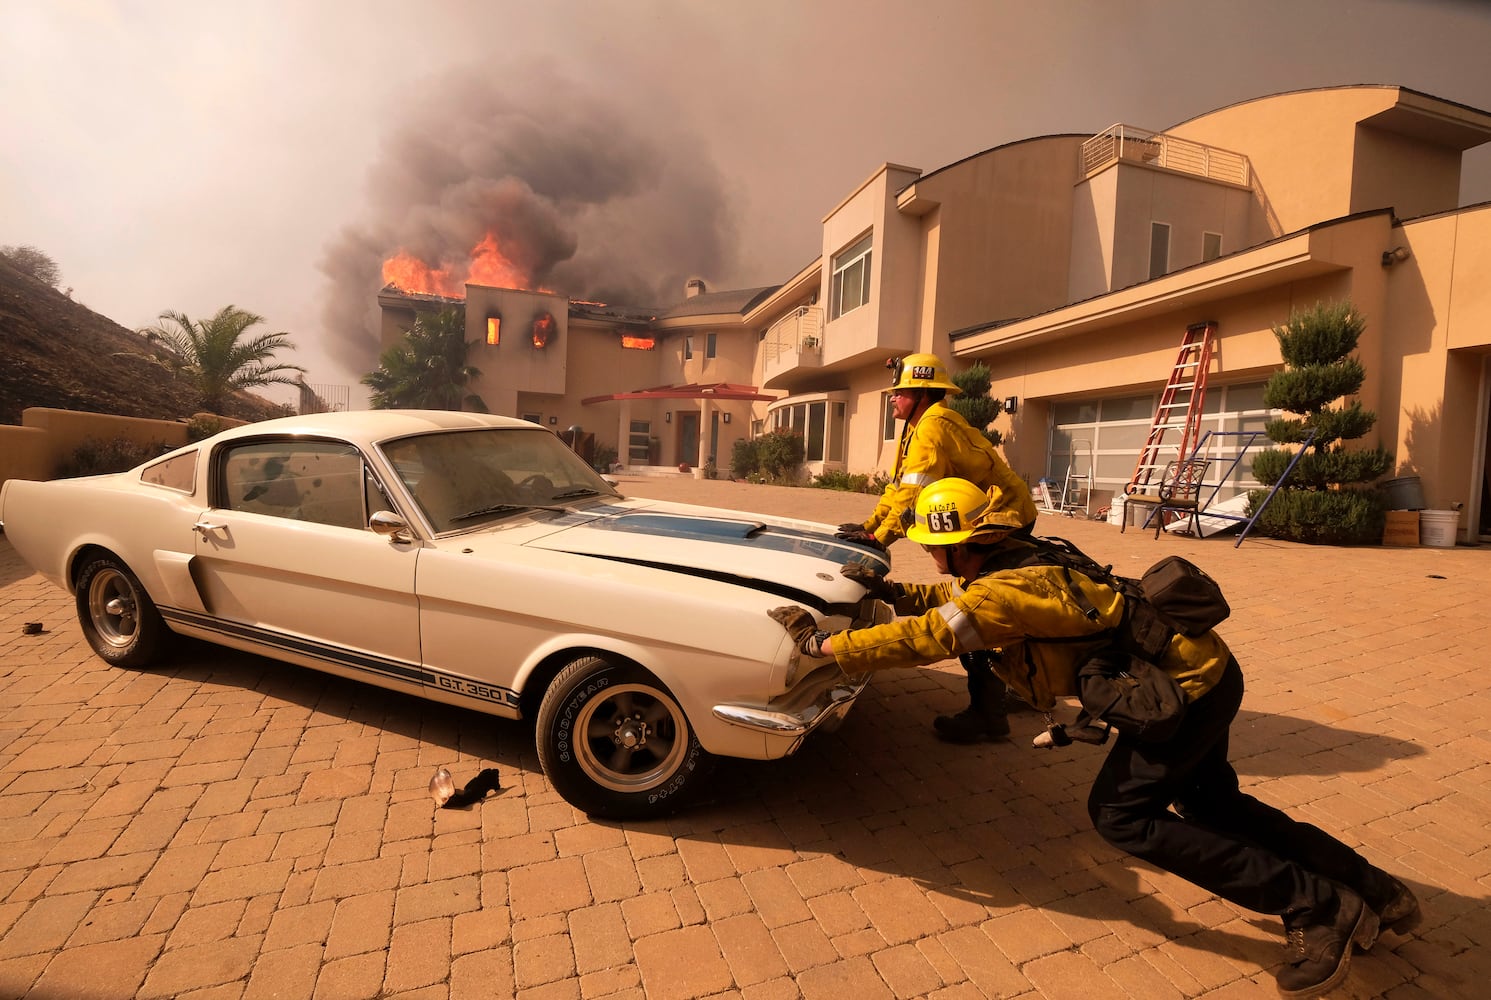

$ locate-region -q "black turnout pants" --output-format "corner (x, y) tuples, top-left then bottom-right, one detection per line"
(959, 652), (1007, 713)
(1087, 656), (1374, 923)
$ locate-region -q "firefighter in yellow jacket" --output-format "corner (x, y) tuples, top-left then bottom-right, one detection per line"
(772, 478), (1419, 1000)
(836, 353), (1038, 744)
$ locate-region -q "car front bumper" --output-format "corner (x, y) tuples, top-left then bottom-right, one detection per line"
(711, 666), (870, 751)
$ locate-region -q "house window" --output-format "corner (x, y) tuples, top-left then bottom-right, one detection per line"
(684, 336), (693, 361)
(882, 393), (897, 441)
(830, 232), (872, 320)
(768, 396), (848, 464)
(705, 332), (717, 359)
(1149, 222), (1170, 280)
(521, 413), (542, 424)
(1202, 231), (1222, 262)
(628, 420), (652, 462)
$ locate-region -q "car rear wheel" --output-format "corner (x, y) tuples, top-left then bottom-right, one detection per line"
(536, 656), (715, 820)
(75, 555), (169, 668)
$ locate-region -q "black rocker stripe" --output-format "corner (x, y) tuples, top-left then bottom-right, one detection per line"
(159, 606), (519, 707)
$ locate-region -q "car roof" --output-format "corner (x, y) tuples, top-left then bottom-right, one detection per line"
(210, 410), (535, 446)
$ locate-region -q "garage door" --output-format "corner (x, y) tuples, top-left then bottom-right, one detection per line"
(1047, 381), (1276, 505)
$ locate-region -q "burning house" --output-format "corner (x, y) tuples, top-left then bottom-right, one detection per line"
(377, 243), (772, 472)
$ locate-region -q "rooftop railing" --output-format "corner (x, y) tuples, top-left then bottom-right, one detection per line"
(1081, 125), (1250, 187)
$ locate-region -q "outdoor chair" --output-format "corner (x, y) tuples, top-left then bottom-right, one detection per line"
(1122, 458), (1211, 538)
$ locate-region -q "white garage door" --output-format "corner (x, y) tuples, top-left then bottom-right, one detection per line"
(1047, 381), (1276, 505)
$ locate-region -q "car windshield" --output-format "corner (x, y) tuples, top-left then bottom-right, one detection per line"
(380, 427), (620, 533)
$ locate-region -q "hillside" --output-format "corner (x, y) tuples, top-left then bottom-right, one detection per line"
(0, 258), (291, 425)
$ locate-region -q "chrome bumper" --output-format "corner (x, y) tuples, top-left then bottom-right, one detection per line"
(711, 668), (870, 744)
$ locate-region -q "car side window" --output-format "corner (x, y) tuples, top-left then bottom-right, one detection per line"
(219, 440), (372, 530)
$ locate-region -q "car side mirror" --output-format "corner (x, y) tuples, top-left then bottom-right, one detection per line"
(369, 510), (414, 543)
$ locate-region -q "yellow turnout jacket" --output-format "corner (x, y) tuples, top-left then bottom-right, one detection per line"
(832, 563), (1230, 712)
(862, 401), (1037, 546)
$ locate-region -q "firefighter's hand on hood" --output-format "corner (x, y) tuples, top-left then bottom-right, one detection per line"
(768, 606), (827, 658)
(840, 562), (896, 602)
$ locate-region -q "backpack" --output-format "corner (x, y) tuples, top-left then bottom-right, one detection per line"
(981, 536), (1230, 660)
(977, 536), (1230, 741)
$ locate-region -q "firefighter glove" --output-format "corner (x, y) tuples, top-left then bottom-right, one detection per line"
(840, 562), (896, 601)
(768, 606), (828, 658)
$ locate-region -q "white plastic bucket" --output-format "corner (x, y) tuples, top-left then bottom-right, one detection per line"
(1107, 494), (1125, 526)
(1419, 509), (1460, 548)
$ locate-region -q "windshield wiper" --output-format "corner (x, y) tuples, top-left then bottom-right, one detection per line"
(548, 487), (607, 501)
(450, 502), (561, 522)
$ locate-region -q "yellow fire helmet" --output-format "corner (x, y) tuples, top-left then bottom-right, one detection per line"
(887, 353), (962, 394)
(907, 478), (1027, 545)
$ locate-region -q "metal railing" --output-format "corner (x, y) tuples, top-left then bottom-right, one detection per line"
(1081, 125), (1250, 187)
(763, 306), (824, 363)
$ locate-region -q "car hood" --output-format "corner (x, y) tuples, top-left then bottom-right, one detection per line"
(478, 498), (889, 606)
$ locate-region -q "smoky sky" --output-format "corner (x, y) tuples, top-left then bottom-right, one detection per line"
(320, 68), (737, 372)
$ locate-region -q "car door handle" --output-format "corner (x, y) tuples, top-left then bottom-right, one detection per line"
(193, 520), (227, 537)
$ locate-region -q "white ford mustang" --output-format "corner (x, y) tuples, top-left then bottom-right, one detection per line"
(0, 411), (890, 819)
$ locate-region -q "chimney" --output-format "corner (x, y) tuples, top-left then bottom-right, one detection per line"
(685, 278), (706, 299)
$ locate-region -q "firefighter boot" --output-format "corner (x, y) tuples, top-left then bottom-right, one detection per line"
(1276, 887), (1378, 998)
(1358, 865), (1421, 936)
(933, 656), (1011, 743)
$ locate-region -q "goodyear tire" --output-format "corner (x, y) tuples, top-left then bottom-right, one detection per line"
(536, 656), (715, 820)
(75, 555), (169, 668)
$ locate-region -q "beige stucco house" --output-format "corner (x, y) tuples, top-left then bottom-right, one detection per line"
(380, 85), (1491, 544)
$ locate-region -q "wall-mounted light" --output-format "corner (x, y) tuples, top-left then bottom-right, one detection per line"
(548, 416), (558, 425)
(665, 411), (672, 423)
(1381, 246), (1411, 267)
(722, 412), (732, 424)
(1003, 396), (1019, 415)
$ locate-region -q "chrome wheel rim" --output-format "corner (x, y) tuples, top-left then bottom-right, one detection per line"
(87, 568), (139, 649)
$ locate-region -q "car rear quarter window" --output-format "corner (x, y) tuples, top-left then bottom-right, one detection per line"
(142, 450), (198, 493)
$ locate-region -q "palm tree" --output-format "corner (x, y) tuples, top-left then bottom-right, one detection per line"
(140, 305), (306, 413)
(362, 306), (488, 411)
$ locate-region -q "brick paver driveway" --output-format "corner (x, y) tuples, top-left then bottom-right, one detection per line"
(2, 477), (1489, 998)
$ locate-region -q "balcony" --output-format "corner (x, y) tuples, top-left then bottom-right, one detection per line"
(1081, 124), (1251, 187)
(761, 306), (825, 386)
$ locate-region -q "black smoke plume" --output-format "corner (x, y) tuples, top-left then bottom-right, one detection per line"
(319, 69), (736, 373)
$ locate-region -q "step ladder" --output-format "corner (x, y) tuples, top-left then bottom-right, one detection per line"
(1126, 321), (1216, 496)
(1060, 438), (1093, 517)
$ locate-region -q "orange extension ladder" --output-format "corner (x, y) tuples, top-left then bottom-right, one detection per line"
(1126, 321), (1216, 496)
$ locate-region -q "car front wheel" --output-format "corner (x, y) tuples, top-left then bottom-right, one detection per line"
(75, 555), (169, 668)
(536, 656), (715, 820)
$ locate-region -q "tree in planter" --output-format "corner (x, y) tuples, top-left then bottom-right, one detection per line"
(363, 306), (487, 411)
(1248, 300), (1394, 544)
(948, 361), (1004, 447)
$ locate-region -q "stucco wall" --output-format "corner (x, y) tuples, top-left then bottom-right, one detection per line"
(1168, 88), (1399, 235)
(0, 408), (191, 487)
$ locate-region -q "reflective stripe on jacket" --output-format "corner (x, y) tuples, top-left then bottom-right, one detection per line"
(863, 402), (1037, 545)
(833, 564), (1230, 711)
